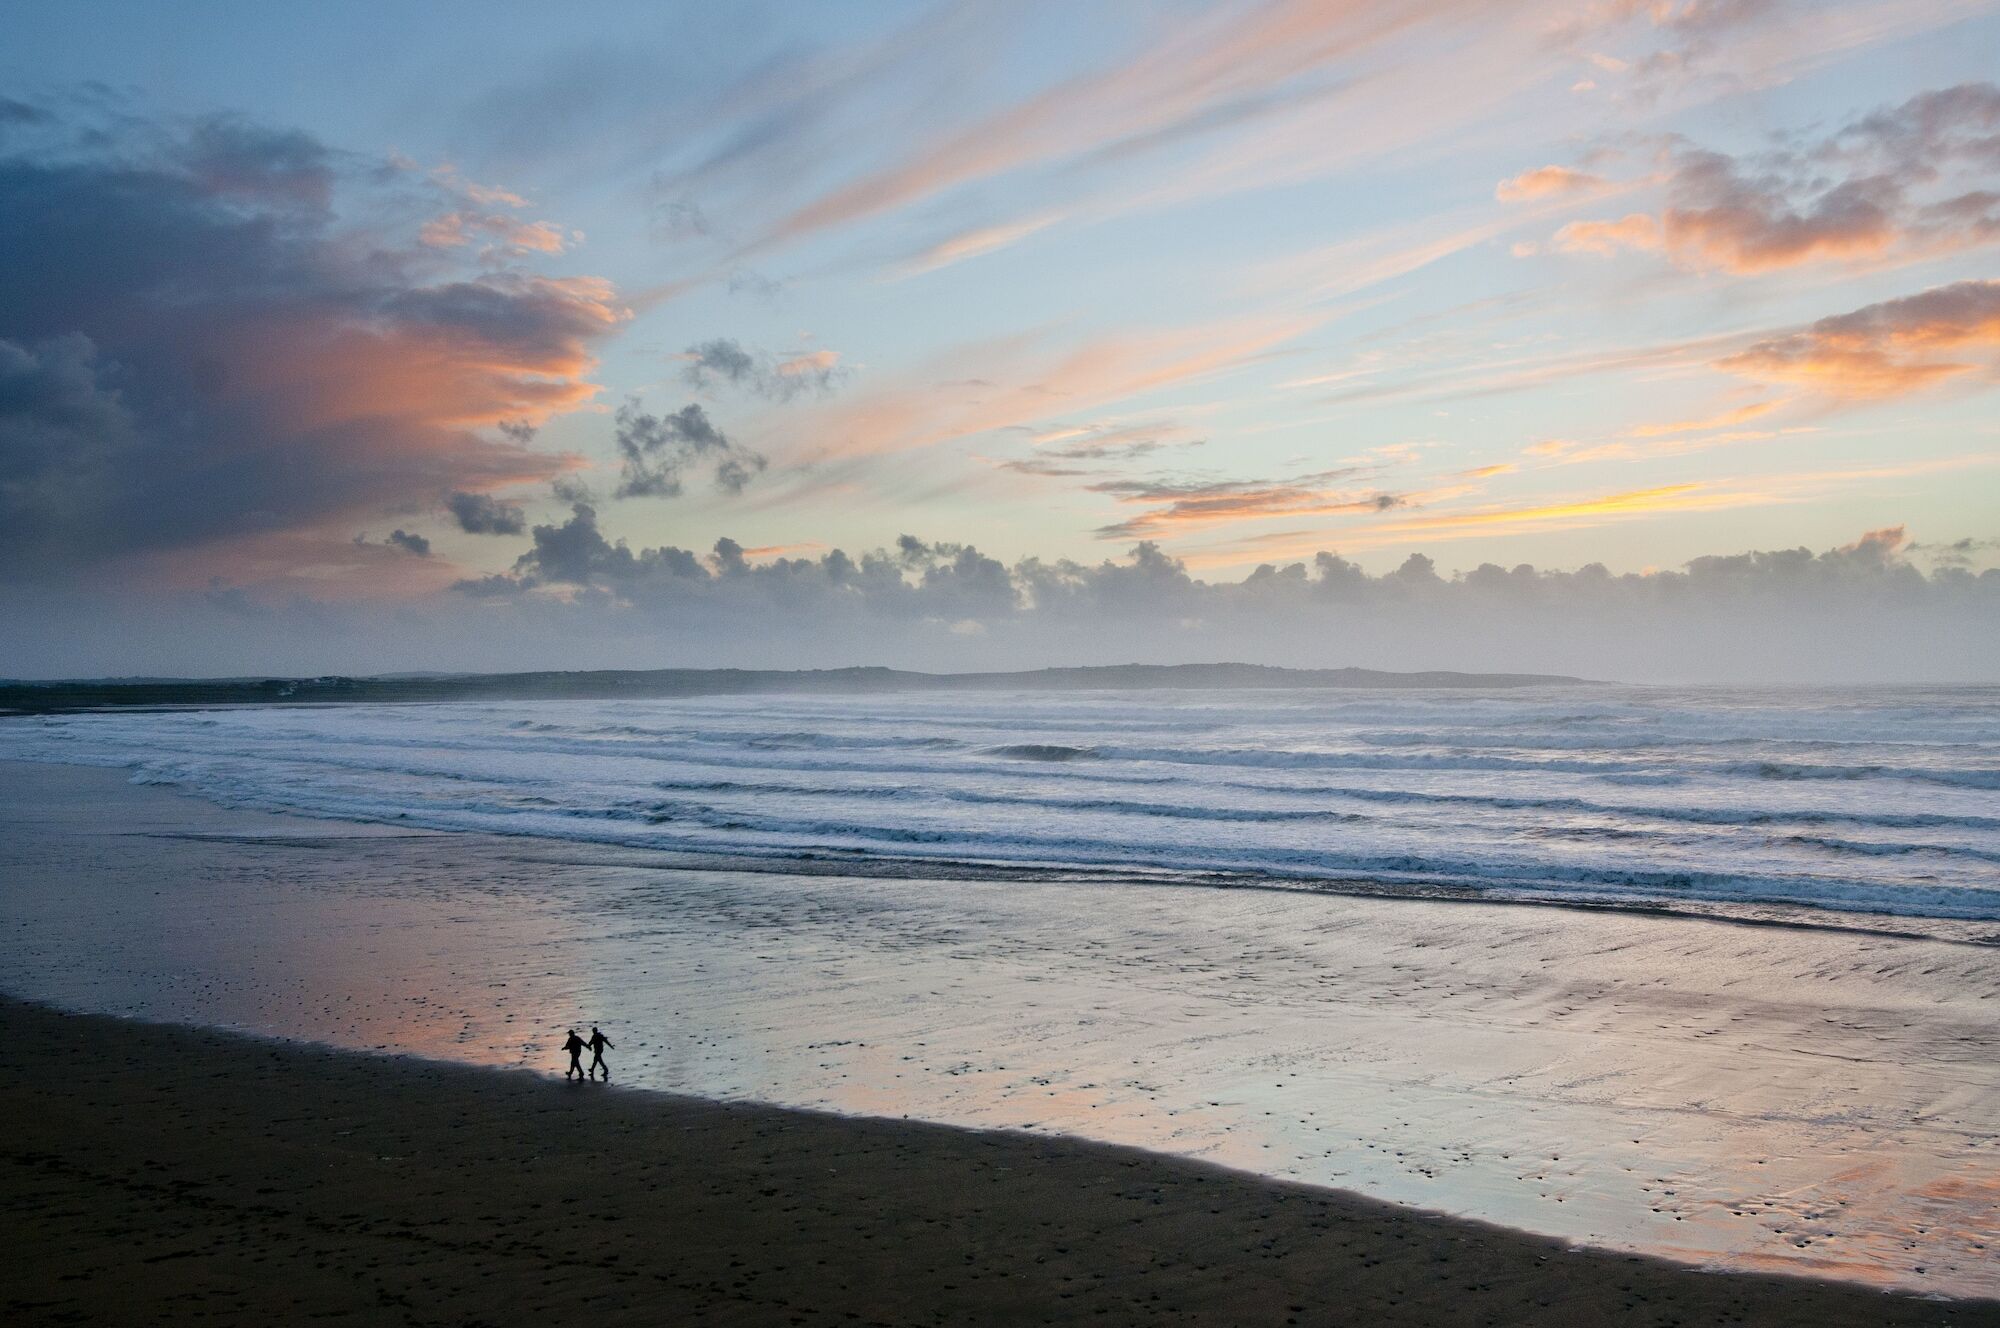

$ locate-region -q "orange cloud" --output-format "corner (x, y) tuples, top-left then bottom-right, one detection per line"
(420, 211), (575, 254)
(1718, 280), (2000, 398)
(1548, 85), (2000, 273)
(775, 348), (842, 377)
(1186, 482), (1780, 564)
(1660, 199), (1897, 272)
(1093, 481), (1399, 539)
(1554, 212), (1662, 255)
(1495, 165), (1604, 201)
(1627, 399), (1781, 436)
(236, 275), (627, 431)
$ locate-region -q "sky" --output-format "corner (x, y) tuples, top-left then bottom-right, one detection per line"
(2, 0), (1997, 681)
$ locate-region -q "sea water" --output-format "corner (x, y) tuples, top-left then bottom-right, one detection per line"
(6, 684), (1996, 929)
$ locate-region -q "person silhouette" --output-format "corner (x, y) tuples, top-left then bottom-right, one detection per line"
(586, 1026), (614, 1080)
(561, 1028), (585, 1080)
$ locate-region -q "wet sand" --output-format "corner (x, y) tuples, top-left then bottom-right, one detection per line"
(5, 996), (1994, 1327)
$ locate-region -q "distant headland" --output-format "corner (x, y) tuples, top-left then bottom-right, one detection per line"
(0, 663), (1596, 715)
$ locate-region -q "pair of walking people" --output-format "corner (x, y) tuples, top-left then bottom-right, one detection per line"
(562, 1026), (613, 1080)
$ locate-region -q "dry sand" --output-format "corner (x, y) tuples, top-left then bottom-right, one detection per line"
(3, 998), (1993, 1327)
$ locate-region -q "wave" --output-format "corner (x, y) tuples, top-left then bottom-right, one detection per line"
(1212, 780), (2000, 832)
(1725, 760), (2000, 790)
(176, 787), (2000, 923)
(1781, 835), (2000, 864)
(982, 743), (1101, 761)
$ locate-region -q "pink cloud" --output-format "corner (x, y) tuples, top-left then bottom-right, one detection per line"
(1496, 165), (1605, 201)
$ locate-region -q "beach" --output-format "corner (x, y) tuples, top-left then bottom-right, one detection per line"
(1, 737), (1997, 1320)
(8, 996), (1996, 1326)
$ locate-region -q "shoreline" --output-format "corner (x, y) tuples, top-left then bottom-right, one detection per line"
(4, 994), (1994, 1326)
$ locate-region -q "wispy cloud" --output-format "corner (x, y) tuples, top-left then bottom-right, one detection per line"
(750, 1), (1479, 255)
(896, 213), (1064, 276)
(789, 313), (1318, 461)
(1088, 468), (1398, 539)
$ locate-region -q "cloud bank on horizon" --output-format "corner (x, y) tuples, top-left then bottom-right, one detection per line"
(1, 1), (1997, 680)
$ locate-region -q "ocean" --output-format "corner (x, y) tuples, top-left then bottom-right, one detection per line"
(7, 683), (1997, 928)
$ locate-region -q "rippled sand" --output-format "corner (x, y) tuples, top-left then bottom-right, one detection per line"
(2, 761), (1994, 1298)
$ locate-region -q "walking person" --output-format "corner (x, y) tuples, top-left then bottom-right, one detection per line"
(561, 1028), (586, 1080)
(586, 1026), (614, 1080)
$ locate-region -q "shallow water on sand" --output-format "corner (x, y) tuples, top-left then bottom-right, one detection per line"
(1, 762), (1994, 1298)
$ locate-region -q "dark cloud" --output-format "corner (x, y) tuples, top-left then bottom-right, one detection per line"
(683, 337), (757, 384)
(0, 102), (624, 578)
(504, 502), (710, 584)
(613, 398), (767, 499)
(550, 474), (597, 505)
(386, 529), (432, 557)
(714, 451), (770, 495)
(0, 97), (51, 128)
(446, 491), (528, 536)
(680, 336), (845, 401)
(0, 334), (143, 562)
(179, 114), (335, 209)
(1911, 535), (2000, 568)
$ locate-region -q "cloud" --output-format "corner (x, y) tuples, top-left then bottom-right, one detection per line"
(744, 2), (1478, 255)
(897, 213), (1064, 275)
(446, 491), (528, 536)
(795, 313), (1315, 461)
(680, 337), (846, 401)
(386, 529), (432, 557)
(11, 514), (1993, 682)
(1495, 165), (1604, 201)
(419, 211), (577, 256)
(0, 102), (625, 580)
(1554, 82), (2000, 272)
(1554, 211), (1663, 255)
(0, 334), (144, 563)
(1718, 279), (2000, 397)
(612, 398), (768, 498)
(1627, 399), (1780, 437)
(1548, 0), (1954, 107)
(417, 521), (2000, 683)
(1910, 534), (2000, 568)
(1086, 469), (1401, 539)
